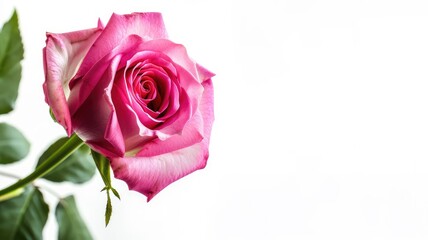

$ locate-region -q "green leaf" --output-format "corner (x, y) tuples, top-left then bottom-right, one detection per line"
(37, 137), (96, 184)
(111, 188), (121, 200)
(105, 191), (112, 227)
(0, 10), (24, 114)
(56, 195), (93, 240)
(0, 122), (30, 164)
(0, 186), (49, 240)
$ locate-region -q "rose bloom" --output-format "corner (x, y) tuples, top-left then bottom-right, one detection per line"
(43, 13), (214, 201)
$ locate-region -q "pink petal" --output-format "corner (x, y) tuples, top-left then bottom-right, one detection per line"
(200, 79), (215, 143)
(196, 63), (215, 82)
(74, 12), (167, 81)
(110, 78), (214, 201)
(135, 39), (200, 83)
(111, 143), (207, 202)
(43, 22), (103, 135)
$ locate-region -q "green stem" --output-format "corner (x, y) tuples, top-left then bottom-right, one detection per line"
(0, 134), (84, 197)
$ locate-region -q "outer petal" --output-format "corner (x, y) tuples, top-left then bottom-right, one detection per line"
(74, 12), (167, 81)
(196, 63), (215, 82)
(110, 78), (214, 201)
(43, 22), (103, 135)
(111, 142), (206, 202)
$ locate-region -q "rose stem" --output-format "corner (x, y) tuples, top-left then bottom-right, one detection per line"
(0, 134), (84, 197)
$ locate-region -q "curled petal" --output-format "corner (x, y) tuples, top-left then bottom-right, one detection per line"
(43, 21), (103, 135)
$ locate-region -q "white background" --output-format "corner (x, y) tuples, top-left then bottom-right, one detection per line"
(1, 0), (428, 239)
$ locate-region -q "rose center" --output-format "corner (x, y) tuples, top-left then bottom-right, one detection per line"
(134, 75), (161, 111)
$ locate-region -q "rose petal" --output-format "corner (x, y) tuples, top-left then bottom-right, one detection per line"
(200, 79), (215, 143)
(136, 107), (203, 157)
(74, 12), (167, 81)
(43, 22), (103, 135)
(110, 78), (214, 201)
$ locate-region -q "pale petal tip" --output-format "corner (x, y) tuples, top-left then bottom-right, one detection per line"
(196, 63), (215, 82)
(97, 18), (104, 29)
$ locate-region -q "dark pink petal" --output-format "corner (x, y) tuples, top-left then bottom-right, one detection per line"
(74, 13), (167, 80)
(43, 22), (103, 135)
(71, 56), (125, 157)
(110, 78), (214, 201)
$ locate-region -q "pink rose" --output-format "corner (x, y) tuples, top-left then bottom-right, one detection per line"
(43, 13), (214, 201)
